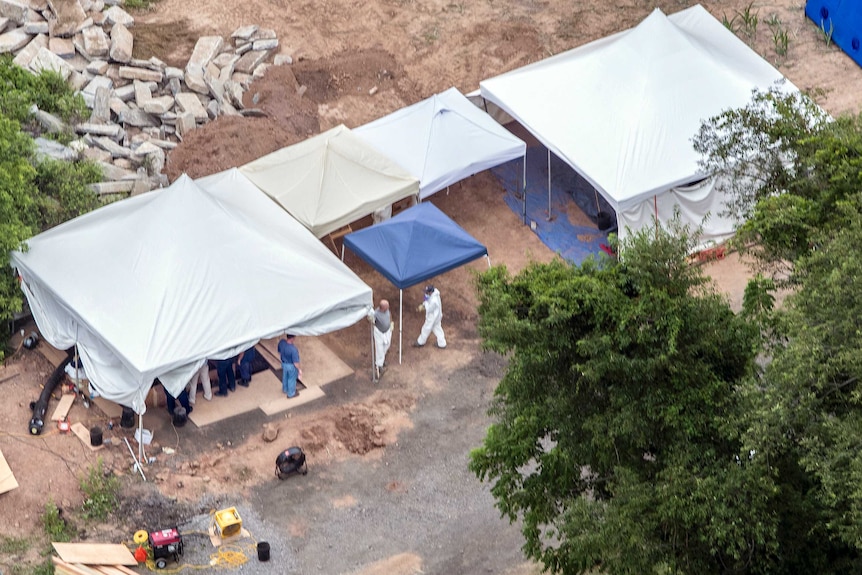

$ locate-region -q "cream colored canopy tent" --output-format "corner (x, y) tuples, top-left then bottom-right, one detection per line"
(239, 124), (420, 238)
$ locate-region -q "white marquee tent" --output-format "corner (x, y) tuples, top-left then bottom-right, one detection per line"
(10, 170), (373, 415)
(239, 124), (420, 238)
(479, 4), (792, 246)
(354, 87), (527, 200)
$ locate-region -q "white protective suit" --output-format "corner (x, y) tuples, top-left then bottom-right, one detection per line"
(417, 288), (446, 348)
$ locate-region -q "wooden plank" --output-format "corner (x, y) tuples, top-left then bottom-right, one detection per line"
(51, 394), (76, 421)
(109, 565), (139, 575)
(38, 343), (69, 368)
(92, 566), (129, 575)
(260, 336), (354, 388)
(70, 422), (103, 452)
(92, 397), (123, 419)
(69, 563), (108, 575)
(51, 557), (97, 575)
(259, 385), (325, 416)
(51, 543), (137, 566)
(0, 447), (19, 495)
(255, 343), (279, 370)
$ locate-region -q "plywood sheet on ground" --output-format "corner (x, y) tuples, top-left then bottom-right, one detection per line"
(0, 447), (19, 494)
(259, 385), (325, 416)
(188, 368), (282, 427)
(92, 397), (123, 419)
(37, 343), (68, 367)
(70, 421), (103, 451)
(51, 543), (137, 566)
(51, 394), (75, 421)
(259, 336), (353, 387)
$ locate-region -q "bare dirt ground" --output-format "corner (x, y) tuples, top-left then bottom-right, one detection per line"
(2, 1), (862, 574)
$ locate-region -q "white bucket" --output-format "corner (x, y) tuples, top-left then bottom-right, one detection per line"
(134, 428), (153, 445)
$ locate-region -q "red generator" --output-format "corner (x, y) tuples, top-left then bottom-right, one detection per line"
(149, 527), (183, 569)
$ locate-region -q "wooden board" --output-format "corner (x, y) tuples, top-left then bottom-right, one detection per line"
(92, 397), (123, 419)
(51, 543), (137, 566)
(188, 368), (282, 427)
(255, 343), (279, 370)
(37, 343), (69, 368)
(0, 447), (19, 495)
(259, 336), (354, 388)
(259, 385), (326, 416)
(51, 394), (75, 421)
(70, 422), (103, 451)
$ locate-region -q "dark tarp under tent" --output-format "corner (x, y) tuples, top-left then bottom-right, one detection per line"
(343, 202), (490, 363)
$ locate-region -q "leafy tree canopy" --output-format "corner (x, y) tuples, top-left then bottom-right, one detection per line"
(470, 226), (780, 574)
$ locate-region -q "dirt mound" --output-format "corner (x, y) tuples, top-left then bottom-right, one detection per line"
(292, 47), (408, 104)
(164, 65), (320, 180)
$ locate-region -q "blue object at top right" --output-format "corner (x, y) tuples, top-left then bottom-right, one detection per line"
(806, 0), (862, 68)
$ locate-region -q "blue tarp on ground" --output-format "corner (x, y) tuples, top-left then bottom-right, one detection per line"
(806, 1), (862, 69)
(491, 145), (614, 265)
(343, 202), (488, 289)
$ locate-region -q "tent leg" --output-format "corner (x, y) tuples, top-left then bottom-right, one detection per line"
(547, 148), (552, 221)
(486, 254), (491, 268)
(399, 289), (403, 365)
(138, 413), (144, 463)
(371, 320), (376, 381)
(341, 243), (345, 262)
(522, 153), (527, 226)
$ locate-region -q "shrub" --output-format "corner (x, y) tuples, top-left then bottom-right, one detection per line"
(79, 459), (120, 521)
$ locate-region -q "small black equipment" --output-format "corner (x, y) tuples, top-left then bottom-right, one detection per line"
(275, 446), (307, 479)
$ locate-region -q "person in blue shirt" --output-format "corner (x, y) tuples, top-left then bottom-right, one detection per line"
(277, 334), (302, 398)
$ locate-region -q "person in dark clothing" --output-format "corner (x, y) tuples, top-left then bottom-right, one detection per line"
(164, 385), (193, 427)
(235, 347), (257, 387)
(215, 356), (237, 396)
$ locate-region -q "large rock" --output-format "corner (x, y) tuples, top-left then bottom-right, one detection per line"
(118, 65), (162, 82)
(175, 92), (207, 121)
(34, 137), (77, 161)
(185, 35), (222, 75)
(92, 135), (129, 157)
(76, 121), (122, 138)
(0, 27), (29, 53)
(0, 17), (10, 34)
(24, 12), (48, 35)
(141, 95), (173, 115)
(231, 24), (258, 43)
(118, 107), (157, 128)
(12, 32), (46, 66)
(46, 0), (87, 37)
(48, 36), (74, 58)
(81, 24), (108, 58)
(233, 48), (269, 74)
(0, 0), (28, 25)
(108, 21), (131, 63)
(133, 79), (151, 106)
(91, 85), (110, 123)
(90, 180), (134, 195)
(82, 74), (112, 96)
(30, 105), (64, 132)
(30, 46), (73, 79)
(102, 4), (131, 27)
(96, 159), (134, 181)
(175, 111), (195, 138)
(183, 69), (207, 94)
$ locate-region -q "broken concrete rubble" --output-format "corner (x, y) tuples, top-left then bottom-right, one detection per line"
(2, 0), (290, 196)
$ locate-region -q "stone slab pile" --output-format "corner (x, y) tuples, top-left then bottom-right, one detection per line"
(0, 0), (287, 196)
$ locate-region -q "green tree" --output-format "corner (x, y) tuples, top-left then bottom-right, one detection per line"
(470, 226), (776, 574)
(0, 115), (38, 324)
(693, 85), (862, 282)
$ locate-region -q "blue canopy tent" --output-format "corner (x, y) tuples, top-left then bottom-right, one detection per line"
(343, 202), (490, 363)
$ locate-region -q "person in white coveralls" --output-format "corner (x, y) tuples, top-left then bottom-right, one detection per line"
(414, 285), (446, 349)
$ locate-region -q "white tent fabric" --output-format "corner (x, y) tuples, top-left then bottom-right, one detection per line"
(479, 4), (793, 245)
(239, 124), (420, 238)
(10, 170), (373, 413)
(354, 87), (526, 199)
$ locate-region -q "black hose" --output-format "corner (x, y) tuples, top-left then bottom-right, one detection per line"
(29, 350), (74, 435)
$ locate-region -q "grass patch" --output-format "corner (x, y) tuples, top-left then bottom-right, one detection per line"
(0, 535), (30, 554)
(42, 499), (75, 542)
(79, 458), (120, 521)
(123, 0), (161, 10)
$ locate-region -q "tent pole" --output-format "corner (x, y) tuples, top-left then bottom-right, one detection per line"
(522, 153), (527, 226)
(371, 319), (376, 381)
(341, 243), (345, 262)
(138, 413), (144, 463)
(486, 254), (491, 268)
(547, 149), (553, 221)
(399, 289), (403, 365)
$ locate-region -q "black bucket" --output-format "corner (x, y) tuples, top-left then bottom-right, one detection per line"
(257, 541), (270, 562)
(90, 426), (103, 447)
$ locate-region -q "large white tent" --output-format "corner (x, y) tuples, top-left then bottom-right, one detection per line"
(239, 124), (420, 238)
(479, 4), (792, 246)
(354, 87), (526, 200)
(10, 169), (373, 414)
